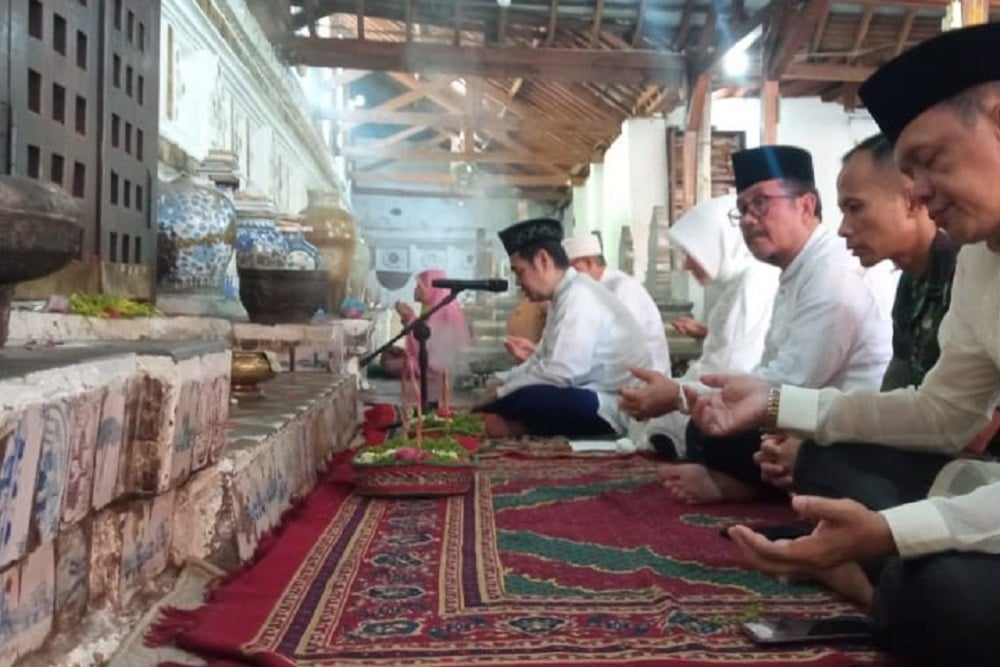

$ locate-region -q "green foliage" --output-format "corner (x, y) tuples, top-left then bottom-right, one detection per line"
(68, 292), (162, 319)
(408, 412), (485, 436)
(353, 436), (473, 466)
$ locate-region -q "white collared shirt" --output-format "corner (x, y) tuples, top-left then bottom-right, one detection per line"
(600, 267), (672, 376)
(753, 225), (893, 390)
(497, 268), (652, 432)
(777, 242), (1000, 557)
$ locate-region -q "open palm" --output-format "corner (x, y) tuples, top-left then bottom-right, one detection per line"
(689, 374), (772, 436)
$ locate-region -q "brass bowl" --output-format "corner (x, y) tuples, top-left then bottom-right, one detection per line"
(231, 350), (276, 398)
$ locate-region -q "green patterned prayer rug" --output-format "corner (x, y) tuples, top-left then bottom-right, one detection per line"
(151, 452), (889, 666)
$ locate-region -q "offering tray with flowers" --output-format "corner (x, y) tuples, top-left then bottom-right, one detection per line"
(351, 434), (476, 497)
(404, 410), (486, 438)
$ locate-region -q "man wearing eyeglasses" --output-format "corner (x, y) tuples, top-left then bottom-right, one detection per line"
(620, 145), (893, 501)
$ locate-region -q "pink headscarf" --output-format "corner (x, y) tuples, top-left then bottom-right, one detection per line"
(404, 269), (472, 381)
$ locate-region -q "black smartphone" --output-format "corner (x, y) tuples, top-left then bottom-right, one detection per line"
(743, 615), (874, 645)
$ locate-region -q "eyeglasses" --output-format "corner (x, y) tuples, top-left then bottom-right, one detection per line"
(728, 192), (803, 225)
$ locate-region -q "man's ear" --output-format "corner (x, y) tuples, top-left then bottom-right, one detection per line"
(800, 191), (819, 219)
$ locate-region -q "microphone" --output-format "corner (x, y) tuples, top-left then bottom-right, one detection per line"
(431, 278), (509, 292)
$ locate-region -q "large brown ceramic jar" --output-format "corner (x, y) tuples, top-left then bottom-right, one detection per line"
(300, 189), (356, 314)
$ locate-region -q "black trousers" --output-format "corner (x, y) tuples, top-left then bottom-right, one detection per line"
(683, 423), (784, 498)
(695, 428), (1000, 664)
(873, 552), (1000, 666)
(794, 441), (952, 510)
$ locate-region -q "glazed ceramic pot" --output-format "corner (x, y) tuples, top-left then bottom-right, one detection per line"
(300, 189), (356, 313)
(0, 176), (83, 345)
(237, 268), (329, 324)
(277, 224), (324, 271)
(156, 174), (237, 290)
(234, 197), (287, 270)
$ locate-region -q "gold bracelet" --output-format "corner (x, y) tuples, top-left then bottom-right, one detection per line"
(763, 387), (781, 432)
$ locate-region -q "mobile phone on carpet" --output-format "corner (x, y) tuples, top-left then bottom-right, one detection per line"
(742, 615), (874, 645)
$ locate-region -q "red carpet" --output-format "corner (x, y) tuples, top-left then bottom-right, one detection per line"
(149, 442), (890, 666)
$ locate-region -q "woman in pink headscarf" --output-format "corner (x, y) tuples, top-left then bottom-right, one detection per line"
(394, 269), (472, 411)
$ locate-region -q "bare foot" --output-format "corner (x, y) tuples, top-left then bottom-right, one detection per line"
(663, 465), (761, 504)
(662, 464), (724, 504)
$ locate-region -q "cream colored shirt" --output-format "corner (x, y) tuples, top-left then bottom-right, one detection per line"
(777, 242), (1000, 557)
(496, 268), (652, 432)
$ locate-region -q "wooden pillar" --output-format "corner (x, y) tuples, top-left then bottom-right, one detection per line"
(682, 131), (697, 211)
(682, 73), (710, 210)
(695, 92), (712, 203)
(761, 79), (779, 145)
(961, 0), (988, 26)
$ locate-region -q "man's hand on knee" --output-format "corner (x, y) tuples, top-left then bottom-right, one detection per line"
(618, 367), (680, 420)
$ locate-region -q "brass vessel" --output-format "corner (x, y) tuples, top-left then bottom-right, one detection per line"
(231, 350), (276, 398)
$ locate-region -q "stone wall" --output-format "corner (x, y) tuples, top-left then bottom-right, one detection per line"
(0, 342), (358, 666)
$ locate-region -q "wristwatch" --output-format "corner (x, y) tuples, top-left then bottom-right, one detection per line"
(763, 387), (781, 432)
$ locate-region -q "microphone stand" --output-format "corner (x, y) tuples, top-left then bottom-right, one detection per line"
(360, 289), (461, 415)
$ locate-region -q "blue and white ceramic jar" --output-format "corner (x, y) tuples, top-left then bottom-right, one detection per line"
(156, 175), (236, 291)
(234, 197), (287, 269)
(278, 224), (324, 271)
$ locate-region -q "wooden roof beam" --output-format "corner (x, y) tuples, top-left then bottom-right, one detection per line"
(344, 146), (589, 165)
(691, 3), (771, 78)
(631, 0), (649, 47)
(672, 0), (696, 51)
(353, 171), (584, 188)
(351, 185), (570, 202)
(545, 0), (560, 46)
(782, 62), (874, 82)
(894, 9), (917, 57)
(280, 38), (686, 87)
(589, 0), (606, 47)
(766, 0), (833, 80)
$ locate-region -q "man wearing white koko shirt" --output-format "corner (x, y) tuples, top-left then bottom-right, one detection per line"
(578, 235), (675, 374)
(505, 234), (672, 377)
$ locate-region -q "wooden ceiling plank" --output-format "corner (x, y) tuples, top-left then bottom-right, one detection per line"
(280, 37), (686, 87)
(405, 0), (414, 42)
(766, 0), (833, 80)
(631, 0), (649, 48)
(356, 0), (365, 39)
(782, 62), (874, 82)
(589, 0), (606, 48)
